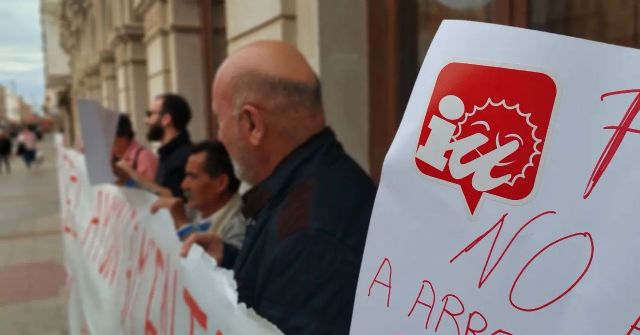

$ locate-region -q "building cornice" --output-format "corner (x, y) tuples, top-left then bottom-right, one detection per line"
(109, 23), (145, 48)
(99, 50), (115, 63)
(83, 62), (100, 77)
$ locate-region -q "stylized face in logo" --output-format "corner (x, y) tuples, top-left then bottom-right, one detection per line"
(415, 62), (557, 215)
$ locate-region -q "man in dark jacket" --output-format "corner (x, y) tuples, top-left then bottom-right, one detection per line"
(181, 41), (376, 334)
(145, 93), (193, 198)
(0, 129), (11, 174)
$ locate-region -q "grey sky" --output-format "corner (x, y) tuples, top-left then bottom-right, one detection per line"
(0, 0), (44, 112)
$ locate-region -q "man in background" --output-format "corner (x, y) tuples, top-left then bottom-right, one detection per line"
(151, 140), (245, 247)
(0, 129), (12, 174)
(145, 93), (193, 198)
(112, 114), (158, 186)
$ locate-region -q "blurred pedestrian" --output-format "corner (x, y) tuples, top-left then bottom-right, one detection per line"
(17, 126), (37, 169)
(111, 114), (158, 186)
(0, 129), (12, 174)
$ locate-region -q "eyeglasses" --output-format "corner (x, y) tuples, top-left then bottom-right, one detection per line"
(145, 110), (161, 117)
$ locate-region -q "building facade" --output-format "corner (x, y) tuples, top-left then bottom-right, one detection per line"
(42, 0), (640, 179)
(4, 89), (21, 123)
(42, 0), (73, 140)
(0, 86), (6, 121)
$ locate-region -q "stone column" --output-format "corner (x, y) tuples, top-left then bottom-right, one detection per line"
(99, 51), (118, 110)
(111, 24), (149, 136)
(137, 0), (208, 141)
(316, 0), (369, 172)
(225, 0), (296, 52)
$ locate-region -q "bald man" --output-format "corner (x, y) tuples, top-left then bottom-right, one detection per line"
(182, 41), (376, 334)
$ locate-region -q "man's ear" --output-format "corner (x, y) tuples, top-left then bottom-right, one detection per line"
(161, 112), (172, 127)
(239, 104), (265, 146)
(214, 174), (229, 194)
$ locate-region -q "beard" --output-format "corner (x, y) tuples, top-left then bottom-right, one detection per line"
(146, 122), (164, 142)
(231, 158), (250, 185)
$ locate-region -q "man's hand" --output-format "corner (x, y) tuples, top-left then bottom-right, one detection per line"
(115, 159), (135, 177)
(150, 196), (182, 214)
(181, 232), (224, 264)
(117, 158), (172, 196)
(150, 197), (189, 228)
(111, 157), (130, 185)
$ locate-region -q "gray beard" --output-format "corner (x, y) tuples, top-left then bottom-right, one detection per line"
(231, 159), (252, 188)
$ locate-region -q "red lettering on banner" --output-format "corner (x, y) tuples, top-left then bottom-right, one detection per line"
(145, 249), (165, 335)
(170, 270), (178, 335)
(89, 191), (108, 263)
(401, 278), (511, 334)
(450, 211), (556, 288)
(80, 190), (103, 254)
(368, 257), (393, 307)
(407, 280), (436, 330)
(627, 315), (640, 334)
(63, 225), (77, 238)
(120, 224), (141, 324)
(464, 311), (488, 335)
(509, 232), (594, 312)
(450, 210), (595, 314)
(159, 262), (170, 335)
(98, 243), (119, 286)
(138, 233), (154, 272)
(584, 89), (640, 198)
(121, 268), (134, 323)
(435, 294), (465, 335)
(183, 288), (208, 335)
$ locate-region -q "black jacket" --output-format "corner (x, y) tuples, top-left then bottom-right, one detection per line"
(155, 131), (192, 198)
(0, 138), (11, 156)
(223, 128), (376, 335)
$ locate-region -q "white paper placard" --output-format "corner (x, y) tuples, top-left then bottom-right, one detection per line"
(351, 20), (640, 335)
(76, 99), (118, 186)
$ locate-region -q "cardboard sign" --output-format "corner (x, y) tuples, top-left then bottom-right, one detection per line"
(56, 146), (282, 335)
(76, 99), (119, 186)
(351, 21), (640, 334)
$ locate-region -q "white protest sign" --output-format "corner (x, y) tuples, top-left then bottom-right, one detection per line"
(76, 99), (119, 185)
(56, 146), (282, 335)
(351, 20), (640, 334)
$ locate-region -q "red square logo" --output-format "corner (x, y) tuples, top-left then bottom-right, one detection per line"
(415, 62), (557, 215)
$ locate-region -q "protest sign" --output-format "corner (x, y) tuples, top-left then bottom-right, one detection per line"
(351, 20), (640, 334)
(76, 99), (119, 185)
(57, 145), (282, 335)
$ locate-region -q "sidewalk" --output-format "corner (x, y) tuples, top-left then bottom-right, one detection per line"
(0, 135), (68, 334)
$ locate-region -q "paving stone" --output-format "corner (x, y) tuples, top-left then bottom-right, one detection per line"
(0, 136), (68, 334)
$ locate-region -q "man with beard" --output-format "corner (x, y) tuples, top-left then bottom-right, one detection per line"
(180, 41), (377, 334)
(145, 93), (193, 198)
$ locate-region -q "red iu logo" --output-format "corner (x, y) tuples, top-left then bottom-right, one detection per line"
(415, 62), (557, 215)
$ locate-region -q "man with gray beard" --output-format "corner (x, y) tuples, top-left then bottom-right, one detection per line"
(181, 41), (376, 335)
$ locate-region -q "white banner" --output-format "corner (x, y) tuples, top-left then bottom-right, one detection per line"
(352, 21), (640, 334)
(57, 146), (282, 335)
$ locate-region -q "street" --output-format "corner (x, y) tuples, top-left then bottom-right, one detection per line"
(0, 135), (68, 334)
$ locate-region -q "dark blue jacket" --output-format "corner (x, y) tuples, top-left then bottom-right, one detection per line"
(223, 128), (376, 334)
(155, 131), (192, 198)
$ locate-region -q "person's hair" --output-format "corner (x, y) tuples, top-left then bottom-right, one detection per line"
(156, 93), (192, 131)
(231, 71), (323, 115)
(116, 114), (135, 140)
(190, 140), (240, 194)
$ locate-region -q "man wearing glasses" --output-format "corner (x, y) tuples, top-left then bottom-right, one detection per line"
(144, 93), (194, 198)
